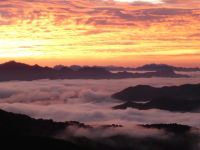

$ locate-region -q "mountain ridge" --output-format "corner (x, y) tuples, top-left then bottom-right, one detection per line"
(112, 83), (200, 112)
(0, 61), (189, 81)
(112, 83), (200, 102)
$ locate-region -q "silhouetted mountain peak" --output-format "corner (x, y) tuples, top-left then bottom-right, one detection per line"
(1, 60), (28, 66)
(3, 60), (16, 64)
(137, 63), (175, 71)
(0, 61), (31, 70)
(32, 64), (40, 68)
(136, 63), (200, 72)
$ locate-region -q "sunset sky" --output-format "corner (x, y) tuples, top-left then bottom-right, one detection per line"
(0, 0), (200, 67)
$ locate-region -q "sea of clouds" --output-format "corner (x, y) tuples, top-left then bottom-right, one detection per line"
(0, 74), (200, 128)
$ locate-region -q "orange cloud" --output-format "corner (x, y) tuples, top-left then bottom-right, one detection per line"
(0, 0), (199, 67)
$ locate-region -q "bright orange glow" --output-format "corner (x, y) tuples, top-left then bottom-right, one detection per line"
(0, 0), (200, 67)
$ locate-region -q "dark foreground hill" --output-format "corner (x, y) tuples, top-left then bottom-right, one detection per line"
(0, 109), (199, 150)
(0, 61), (189, 81)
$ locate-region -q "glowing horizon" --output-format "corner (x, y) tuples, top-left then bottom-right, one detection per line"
(0, 0), (200, 67)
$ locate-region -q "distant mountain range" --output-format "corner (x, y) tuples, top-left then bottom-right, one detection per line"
(0, 61), (189, 81)
(0, 109), (199, 150)
(103, 64), (200, 72)
(60, 64), (200, 72)
(55, 64), (200, 72)
(112, 84), (200, 112)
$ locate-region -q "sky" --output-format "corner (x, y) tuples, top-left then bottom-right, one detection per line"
(0, 0), (200, 67)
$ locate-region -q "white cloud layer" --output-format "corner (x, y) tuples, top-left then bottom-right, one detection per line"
(0, 74), (199, 128)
